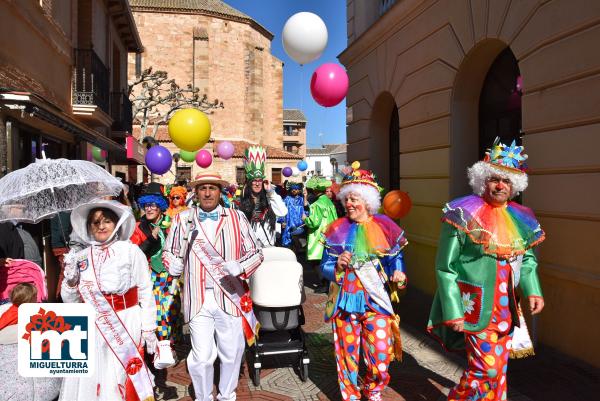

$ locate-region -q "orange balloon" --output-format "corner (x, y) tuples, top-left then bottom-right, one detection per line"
(382, 190), (412, 219)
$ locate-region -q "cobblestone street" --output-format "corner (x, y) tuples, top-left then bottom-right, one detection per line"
(154, 270), (599, 401)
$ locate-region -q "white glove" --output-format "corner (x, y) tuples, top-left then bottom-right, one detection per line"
(222, 261), (243, 276)
(63, 255), (80, 287)
(142, 331), (158, 355)
(164, 254), (184, 276)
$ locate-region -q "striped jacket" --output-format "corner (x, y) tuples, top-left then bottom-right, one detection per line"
(162, 206), (263, 322)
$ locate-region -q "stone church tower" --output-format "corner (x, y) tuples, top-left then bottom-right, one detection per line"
(129, 0), (302, 184)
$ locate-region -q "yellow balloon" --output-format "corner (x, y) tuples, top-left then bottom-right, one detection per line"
(168, 109), (211, 152)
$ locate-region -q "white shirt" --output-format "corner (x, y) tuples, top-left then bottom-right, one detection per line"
(197, 205), (223, 288)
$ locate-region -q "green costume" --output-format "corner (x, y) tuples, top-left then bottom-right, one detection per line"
(428, 139), (545, 400)
(305, 194), (338, 261)
(427, 219), (543, 351)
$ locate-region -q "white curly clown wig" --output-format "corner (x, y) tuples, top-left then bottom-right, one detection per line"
(467, 161), (528, 199)
(337, 184), (381, 215)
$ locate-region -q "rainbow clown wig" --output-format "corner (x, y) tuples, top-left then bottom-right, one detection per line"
(467, 137), (528, 199)
(337, 161), (382, 215)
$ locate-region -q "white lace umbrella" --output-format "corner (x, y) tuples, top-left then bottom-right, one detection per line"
(0, 158), (123, 223)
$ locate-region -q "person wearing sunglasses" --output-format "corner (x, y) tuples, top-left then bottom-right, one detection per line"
(166, 185), (189, 218)
(130, 183), (181, 387)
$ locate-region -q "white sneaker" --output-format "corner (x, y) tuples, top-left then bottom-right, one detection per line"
(153, 340), (176, 369)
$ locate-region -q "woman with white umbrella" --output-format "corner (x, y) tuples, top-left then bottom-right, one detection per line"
(60, 200), (157, 401)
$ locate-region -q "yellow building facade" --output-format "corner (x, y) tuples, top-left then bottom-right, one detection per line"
(341, 0), (600, 367)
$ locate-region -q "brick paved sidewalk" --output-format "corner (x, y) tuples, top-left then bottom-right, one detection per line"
(156, 274), (599, 401)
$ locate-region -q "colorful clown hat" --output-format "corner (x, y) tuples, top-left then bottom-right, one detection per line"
(468, 137), (529, 197)
(484, 137), (528, 174)
(341, 161), (380, 190)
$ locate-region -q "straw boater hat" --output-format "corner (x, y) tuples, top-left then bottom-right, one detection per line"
(190, 172), (229, 188)
(467, 137), (528, 199)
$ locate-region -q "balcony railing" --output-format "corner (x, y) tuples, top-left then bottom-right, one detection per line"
(72, 49), (109, 113)
(283, 128), (301, 136)
(110, 92), (133, 133)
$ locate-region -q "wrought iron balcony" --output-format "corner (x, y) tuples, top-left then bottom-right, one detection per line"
(110, 92), (133, 133)
(283, 127), (301, 136)
(72, 49), (109, 113)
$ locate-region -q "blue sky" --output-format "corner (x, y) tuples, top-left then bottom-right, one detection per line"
(223, 0), (347, 148)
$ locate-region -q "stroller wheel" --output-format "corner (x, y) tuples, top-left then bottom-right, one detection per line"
(252, 367), (261, 386)
(298, 359), (309, 382)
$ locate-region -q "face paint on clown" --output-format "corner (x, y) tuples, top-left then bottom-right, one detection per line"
(483, 174), (513, 207)
(344, 192), (370, 223)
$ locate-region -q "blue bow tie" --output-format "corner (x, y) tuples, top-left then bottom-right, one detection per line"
(198, 211), (220, 222)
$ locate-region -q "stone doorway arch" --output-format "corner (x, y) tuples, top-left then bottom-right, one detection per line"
(369, 92), (399, 190)
(450, 39), (522, 198)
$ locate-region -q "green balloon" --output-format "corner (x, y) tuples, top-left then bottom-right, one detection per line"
(179, 149), (197, 163)
(92, 146), (105, 162)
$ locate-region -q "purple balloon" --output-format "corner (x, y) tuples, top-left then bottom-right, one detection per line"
(282, 167), (293, 177)
(145, 145), (172, 175)
(196, 149), (213, 168)
(216, 141), (235, 160)
(310, 63), (349, 107)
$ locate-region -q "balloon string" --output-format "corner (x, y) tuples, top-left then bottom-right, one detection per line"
(300, 65), (304, 112)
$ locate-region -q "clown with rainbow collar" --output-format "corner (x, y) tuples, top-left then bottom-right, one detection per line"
(320, 163), (407, 401)
(427, 137), (545, 400)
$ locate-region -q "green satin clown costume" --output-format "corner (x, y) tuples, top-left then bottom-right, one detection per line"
(427, 138), (545, 401)
(427, 212), (544, 350)
(304, 176), (338, 261)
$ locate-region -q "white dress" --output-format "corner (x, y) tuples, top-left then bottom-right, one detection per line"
(59, 240), (156, 401)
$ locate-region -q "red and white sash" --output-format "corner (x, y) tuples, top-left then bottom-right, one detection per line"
(78, 248), (155, 401)
(190, 238), (260, 344)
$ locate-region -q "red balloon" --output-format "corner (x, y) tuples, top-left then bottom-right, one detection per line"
(382, 190), (412, 220)
(310, 63), (349, 107)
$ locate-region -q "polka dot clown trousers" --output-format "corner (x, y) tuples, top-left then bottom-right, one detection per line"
(449, 261), (515, 401)
(332, 311), (393, 401)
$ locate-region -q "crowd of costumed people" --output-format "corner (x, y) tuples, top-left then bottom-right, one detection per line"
(0, 8), (545, 401)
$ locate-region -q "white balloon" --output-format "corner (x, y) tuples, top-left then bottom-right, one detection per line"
(282, 12), (328, 65)
(292, 167), (300, 177)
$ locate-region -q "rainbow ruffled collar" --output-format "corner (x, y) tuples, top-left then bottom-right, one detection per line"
(442, 195), (544, 258)
(321, 214), (407, 261)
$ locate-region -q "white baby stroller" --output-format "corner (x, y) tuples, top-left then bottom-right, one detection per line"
(248, 247), (309, 385)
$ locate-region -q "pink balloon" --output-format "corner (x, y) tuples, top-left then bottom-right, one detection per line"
(310, 63), (349, 107)
(216, 141), (235, 160)
(195, 149), (213, 168)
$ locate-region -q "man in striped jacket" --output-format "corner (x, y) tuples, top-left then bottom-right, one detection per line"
(163, 172), (264, 401)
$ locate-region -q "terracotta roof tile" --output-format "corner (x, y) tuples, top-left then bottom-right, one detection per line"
(283, 109), (307, 122)
(130, 0), (272, 38)
(306, 144), (346, 156)
(132, 126), (302, 160)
